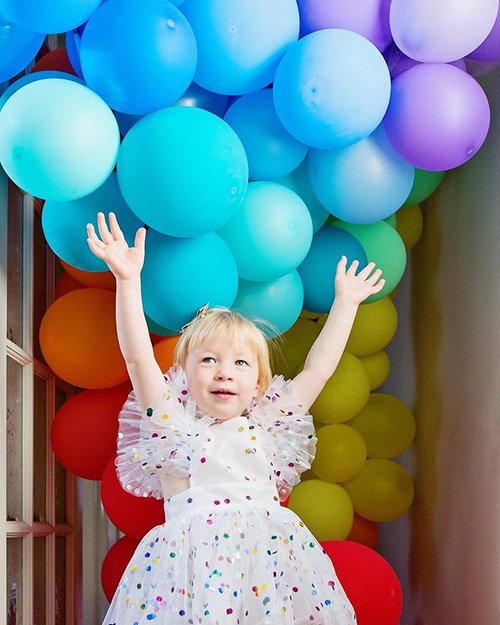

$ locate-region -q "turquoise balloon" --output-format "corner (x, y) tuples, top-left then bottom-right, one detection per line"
(0, 78), (119, 201)
(0, 0), (100, 34)
(0, 70), (83, 111)
(142, 230), (239, 332)
(117, 106), (248, 237)
(298, 226), (367, 313)
(145, 315), (177, 337)
(273, 28), (391, 149)
(233, 271), (304, 336)
(224, 88), (307, 180)
(42, 173), (143, 272)
(218, 181), (313, 282)
(0, 11), (44, 81)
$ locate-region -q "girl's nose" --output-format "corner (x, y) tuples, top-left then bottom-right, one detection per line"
(215, 364), (233, 380)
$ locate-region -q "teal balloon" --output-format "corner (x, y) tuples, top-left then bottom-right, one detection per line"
(298, 226), (367, 313)
(145, 315), (177, 337)
(0, 0), (101, 34)
(0, 70), (84, 111)
(0, 11), (44, 81)
(42, 173), (143, 272)
(117, 106), (248, 237)
(142, 231), (238, 332)
(0, 78), (119, 201)
(308, 125), (415, 224)
(233, 271), (304, 336)
(218, 181), (313, 282)
(403, 168), (445, 205)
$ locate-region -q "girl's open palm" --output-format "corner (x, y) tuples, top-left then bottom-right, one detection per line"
(334, 256), (385, 305)
(86, 212), (146, 281)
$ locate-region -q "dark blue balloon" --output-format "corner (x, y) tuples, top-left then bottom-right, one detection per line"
(0, 12), (44, 82)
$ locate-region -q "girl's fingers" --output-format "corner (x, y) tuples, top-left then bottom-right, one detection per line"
(86, 223), (104, 246)
(87, 237), (106, 259)
(366, 268), (383, 285)
(96, 211), (113, 244)
(357, 261), (377, 280)
(346, 259), (360, 275)
(134, 226), (147, 250)
(372, 279), (385, 293)
(108, 212), (125, 240)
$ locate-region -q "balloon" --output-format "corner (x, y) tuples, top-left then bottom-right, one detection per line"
(232, 271), (304, 336)
(153, 336), (179, 372)
(0, 0), (101, 34)
(322, 540), (403, 625)
(389, 0), (499, 63)
(142, 230), (239, 332)
(311, 353), (371, 424)
(383, 42), (467, 79)
(469, 7), (500, 61)
(0, 70), (83, 111)
(174, 82), (229, 117)
(80, 0), (197, 114)
(298, 226), (367, 313)
(101, 457), (165, 540)
(395, 204), (423, 250)
(348, 393), (416, 459)
(312, 424), (367, 483)
(117, 106), (248, 237)
(60, 259), (115, 290)
(343, 459), (414, 522)
(31, 48), (76, 74)
(346, 514), (379, 550)
(0, 79), (119, 201)
(384, 63), (490, 171)
(358, 351), (390, 391)
(50, 383), (130, 479)
(224, 88), (308, 180)
(42, 173), (143, 272)
(403, 168), (445, 205)
(308, 125), (414, 224)
(101, 536), (139, 603)
(0, 11), (44, 82)
(181, 0), (299, 94)
(146, 315), (177, 338)
(65, 28), (84, 78)
(39, 288), (128, 389)
(218, 181), (313, 281)
(345, 297), (398, 356)
(297, 0), (392, 52)
(273, 29), (391, 149)
(270, 317), (321, 378)
(288, 479), (353, 541)
(336, 221), (407, 302)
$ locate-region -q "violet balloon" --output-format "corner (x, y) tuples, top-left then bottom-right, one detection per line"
(384, 63), (490, 171)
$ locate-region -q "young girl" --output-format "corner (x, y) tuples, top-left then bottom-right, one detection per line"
(87, 212), (385, 625)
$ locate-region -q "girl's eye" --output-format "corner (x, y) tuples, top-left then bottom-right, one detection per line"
(235, 359), (248, 367)
(202, 356), (216, 364)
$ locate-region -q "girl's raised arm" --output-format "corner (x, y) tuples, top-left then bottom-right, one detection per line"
(86, 212), (166, 410)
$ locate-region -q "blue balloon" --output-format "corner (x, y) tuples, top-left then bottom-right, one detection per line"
(0, 78), (119, 201)
(113, 110), (144, 137)
(218, 181), (313, 282)
(117, 106), (248, 237)
(0, 11), (44, 81)
(233, 271), (304, 337)
(80, 0), (197, 114)
(65, 28), (84, 78)
(174, 82), (229, 118)
(298, 225), (367, 313)
(0, 70), (84, 111)
(0, 0), (101, 34)
(308, 125), (415, 224)
(273, 28), (391, 149)
(181, 0), (299, 94)
(145, 314), (177, 337)
(142, 231), (239, 332)
(42, 173), (143, 271)
(224, 88), (308, 180)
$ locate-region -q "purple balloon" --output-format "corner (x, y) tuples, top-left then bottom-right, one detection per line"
(468, 7), (500, 61)
(384, 63), (490, 171)
(384, 43), (466, 79)
(297, 0), (392, 52)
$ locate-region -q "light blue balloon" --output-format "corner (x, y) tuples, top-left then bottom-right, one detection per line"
(0, 0), (101, 34)
(42, 173), (143, 272)
(233, 271), (304, 337)
(308, 125), (415, 224)
(174, 82), (229, 118)
(117, 106), (248, 237)
(0, 70), (84, 111)
(218, 181), (313, 282)
(224, 88), (308, 180)
(298, 226), (367, 313)
(273, 28), (391, 149)
(181, 0), (299, 94)
(142, 230), (239, 332)
(80, 0), (197, 114)
(0, 11), (44, 81)
(0, 78), (119, 201)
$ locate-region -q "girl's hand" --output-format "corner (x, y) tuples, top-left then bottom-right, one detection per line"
(334, 256), (385, 306)
(86, 212), (146, 281)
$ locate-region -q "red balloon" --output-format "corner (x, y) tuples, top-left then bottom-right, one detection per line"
(31, 48), (77, 74)
(101, 457), (165, 541)
(50, 383), (130, 479)
(322, 540), (403, 625)
(101, 536), (139, 602)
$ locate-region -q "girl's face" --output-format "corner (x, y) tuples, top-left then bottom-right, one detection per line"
(184, 338), (262, 420)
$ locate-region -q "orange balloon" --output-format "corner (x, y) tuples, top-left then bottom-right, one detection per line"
(31, 48), (76, 74)
(40, 288), (128, 389)
(60, 259), (116, 290)
(347, 513), (379, 550)
(55, 271), (84, 299)
(153, 335), (179, 372)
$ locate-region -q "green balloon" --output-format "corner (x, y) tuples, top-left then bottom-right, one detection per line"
(403, 168), (445, 206)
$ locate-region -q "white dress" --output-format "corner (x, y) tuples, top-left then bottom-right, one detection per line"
(103, 367), (356, 625)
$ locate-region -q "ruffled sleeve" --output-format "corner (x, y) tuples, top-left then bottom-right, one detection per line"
(115, 366), (196, 499)
(248, 375), (317, 501)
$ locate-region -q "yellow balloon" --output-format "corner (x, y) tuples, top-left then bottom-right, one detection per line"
(311, 352), (370, 424)
(343, 459), (414, 522)
(396, 204), (423, 251)
(358, 350), (390, 390)
(312, 424), (367, 483)
(346, 297), (398, 356)
(271, 317), (320, 379)
(348, 393), (416, 459)
(288, 479), (353, 541)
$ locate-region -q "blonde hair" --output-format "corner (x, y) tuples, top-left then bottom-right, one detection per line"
(174, 307), (273, 391)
